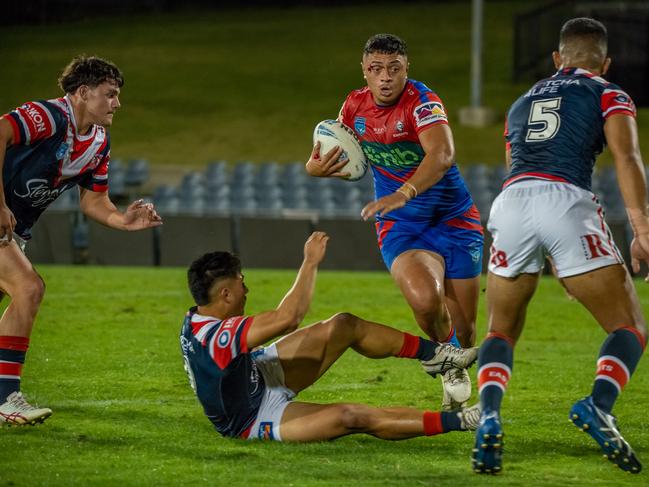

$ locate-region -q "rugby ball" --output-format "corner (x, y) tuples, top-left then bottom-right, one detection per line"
(313, 120), (368, 181)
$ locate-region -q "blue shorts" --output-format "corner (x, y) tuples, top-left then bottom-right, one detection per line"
(375, 205), (484, 279)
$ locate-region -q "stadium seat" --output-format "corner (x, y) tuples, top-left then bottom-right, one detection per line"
(124, 159), (150, 187)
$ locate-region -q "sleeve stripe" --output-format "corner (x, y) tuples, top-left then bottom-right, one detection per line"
(602, 107), (635, 118)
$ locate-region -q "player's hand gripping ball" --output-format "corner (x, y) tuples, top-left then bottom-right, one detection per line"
(313, 120), (368, 181)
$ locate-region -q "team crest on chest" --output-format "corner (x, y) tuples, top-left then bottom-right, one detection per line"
(354, 116), (366, 136)
(55, 143), (69, 160)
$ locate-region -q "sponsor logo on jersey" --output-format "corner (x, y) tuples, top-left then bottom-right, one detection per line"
(373, 127), (385, 134)
(22, 104), (48, 134)
(259, 422), (275, 440)
(180, 335), (195, 354)
(414, 102), (447, 127)
(615, 94), (630, 104)
(13, 179), (70, 208)
(354, 116), (366, 136)
(362, 141), (424, 169)
(249, 361), (260, 395)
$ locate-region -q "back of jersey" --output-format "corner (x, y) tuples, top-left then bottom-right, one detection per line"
(505, 67), (636, 191)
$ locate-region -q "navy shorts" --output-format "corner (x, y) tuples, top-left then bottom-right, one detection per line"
(375, 205), (484, 279)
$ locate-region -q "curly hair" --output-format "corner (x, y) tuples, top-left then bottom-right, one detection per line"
(58, 55), (124, 94)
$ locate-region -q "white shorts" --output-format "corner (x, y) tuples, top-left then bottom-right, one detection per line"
(245, 343), (295, 441)
(487, 180), (624, 278)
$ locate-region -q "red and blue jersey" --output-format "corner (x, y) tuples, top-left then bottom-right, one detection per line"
(504, 67), (637, 191)
(180, 307), (264, 438)
(1, 96), (110, 239)
(340, 79), (474, 224)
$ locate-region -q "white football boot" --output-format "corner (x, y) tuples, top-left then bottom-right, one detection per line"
(441, 367), (473, 411)
(0, 392), (52, 426)
(459, 403), (482, 431)
(421, 344), (478, 376)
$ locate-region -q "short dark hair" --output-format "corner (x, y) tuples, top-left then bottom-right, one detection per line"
(363, 33), (408, 57)
(187, 251), (241, 306)
(58, 55), (124, 94)
(559, 18), (607, 67)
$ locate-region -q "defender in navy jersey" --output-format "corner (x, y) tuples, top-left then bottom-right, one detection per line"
(181, 232), (482, 441)
(306, 33), (483, 412)
(473, 19), (648, 475)
(0, 56), (162, 425)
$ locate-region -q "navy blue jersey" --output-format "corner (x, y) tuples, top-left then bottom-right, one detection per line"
(1, 97), (110, 239)
(179, 307), (265, 438)
(504, 68), (636, 191)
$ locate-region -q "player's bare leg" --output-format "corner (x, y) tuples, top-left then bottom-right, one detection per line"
(440, 276), (480, 409)
(390, 249), (475, 409)
(445, 276), (480, 348)
(0, 242), (51, 426)
(390, 249), (451, 341)
(280, 401), (480, 442)
(275, 312), (479, 442)
(561, 264), (645, 473)
(473, 271), (540, 474)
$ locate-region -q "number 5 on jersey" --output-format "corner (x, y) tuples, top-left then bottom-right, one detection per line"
(526, 97), (562, 142)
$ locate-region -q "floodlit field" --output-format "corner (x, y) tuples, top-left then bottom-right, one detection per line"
(2, 265), (648, 485)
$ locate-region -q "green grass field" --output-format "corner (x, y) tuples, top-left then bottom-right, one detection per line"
(1, 265), (648, 485)
(2, 1), (648, 168)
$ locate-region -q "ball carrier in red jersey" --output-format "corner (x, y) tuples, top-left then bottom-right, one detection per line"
(472, 18), (647, 474)
(305, 34), (484, 411)
(0, 56), (162, 425)
(181, 232), (481, 442)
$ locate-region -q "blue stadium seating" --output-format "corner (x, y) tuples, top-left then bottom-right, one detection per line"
(147, 161), (630, 221)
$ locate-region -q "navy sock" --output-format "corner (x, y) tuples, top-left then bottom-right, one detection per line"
(478, 333), (514, 414)
(441, 410), (462, 431)
(591, 327), (645, 413)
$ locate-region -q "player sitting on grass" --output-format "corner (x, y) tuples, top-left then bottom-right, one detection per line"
(180, 232), (479, 441)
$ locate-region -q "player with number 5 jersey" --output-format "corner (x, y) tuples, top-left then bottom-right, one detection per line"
(473, 18), (648, 475)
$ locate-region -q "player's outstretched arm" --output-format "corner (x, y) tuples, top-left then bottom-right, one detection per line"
(79, 190), (163, 231)
(305, 141), (351, 178)
(605, 114), (649, 279)
(246, 232), (329, 348)
(361, 123), (454, 220)
(0, 118), (17, 244)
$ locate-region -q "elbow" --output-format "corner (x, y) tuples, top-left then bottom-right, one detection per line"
(440, 150), (455, 172)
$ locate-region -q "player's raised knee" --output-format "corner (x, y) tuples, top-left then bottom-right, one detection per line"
(326, 312), (361, 336)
